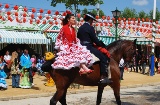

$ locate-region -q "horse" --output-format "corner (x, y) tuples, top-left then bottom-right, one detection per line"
(41, 40), (136, 105)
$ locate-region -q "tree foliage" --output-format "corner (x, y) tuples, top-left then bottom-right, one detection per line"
(50, 0), (103, 14)
(149, 8), (160, 20)
(121, 7), (160, 21)
(121, 7), (138, 19)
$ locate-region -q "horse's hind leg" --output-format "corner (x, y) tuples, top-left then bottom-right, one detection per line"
(111, 81), (121, 105)
(96, 85), (104, 105)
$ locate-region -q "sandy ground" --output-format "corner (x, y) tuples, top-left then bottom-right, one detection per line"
(1, 85), (160, 105)
(0, 68), (160, 101)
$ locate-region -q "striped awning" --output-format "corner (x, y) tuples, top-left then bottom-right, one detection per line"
(47, 32), (58, 42)
(120, 36), (152, 45)
(0, 30), (50, 44)
(98, 36), (115, 45)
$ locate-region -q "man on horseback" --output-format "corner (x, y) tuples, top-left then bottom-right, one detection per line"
(77, 12), (112, 85)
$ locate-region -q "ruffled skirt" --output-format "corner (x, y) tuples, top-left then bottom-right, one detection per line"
(0, 70), (7, 88)
(52, 42), (94, 70)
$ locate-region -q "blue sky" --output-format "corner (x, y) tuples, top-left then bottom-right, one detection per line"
(0, 0), (160, 16)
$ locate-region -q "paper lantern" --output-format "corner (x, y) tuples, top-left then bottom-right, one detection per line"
(62, 12), (67, 16)
(5, 4), (9, 9)
(23, 12), (27, 17)
(128, 18), (131, 21)
(118, 17), (121, 21)
(38, 15), (42, 19)
(14, 5), (18, 10)
(0, 16), (2, 19)
(31, 14), (34, 19)
(145, 18), (149, 22)
(16, 17), (19, 22)
(15, 12), (18, 16)
(7, 11), (11, 15)
(107, 16), (110, 20)
(39, 9), (44, 13)
(0, 4), (2, 7)
(110, 23), (113, 27)
(77, 13), (81, 18)
(96, 15), (99, 19)
(53, 17), (57, 20)
(36, 20), (40, 24)
(23, 18), (26, 23)
(47, 10), (51, 14)
(55, 11), (59, 15)
(46, 16), (50, 20)
(142, 18), (145, 22)
(55, 21), (58, 25)
(24, 7), (28, 12)
(102, 16), (106, 20)
(66, 10), (71, 14)
(43, 20), (46, 24)
(30, 19), (33, 24)
(32, 8), (36, 13)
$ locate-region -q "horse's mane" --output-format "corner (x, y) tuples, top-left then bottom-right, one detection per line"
(106, 40), (133, 49)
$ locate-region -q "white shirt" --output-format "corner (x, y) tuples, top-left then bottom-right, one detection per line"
(4, 55), (11, 61)
(119, 58), (124, 67)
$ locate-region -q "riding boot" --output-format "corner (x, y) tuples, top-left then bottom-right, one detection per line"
(99, 63), (112, 84)
(99, 72), (112, 84)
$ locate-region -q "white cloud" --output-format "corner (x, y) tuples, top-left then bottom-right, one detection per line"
(132, 0), (148, 6)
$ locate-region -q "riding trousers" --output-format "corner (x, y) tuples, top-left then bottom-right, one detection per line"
(82, 43), (109, 74)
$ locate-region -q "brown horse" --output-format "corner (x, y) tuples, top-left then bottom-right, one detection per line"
(41, 40), (136, 105)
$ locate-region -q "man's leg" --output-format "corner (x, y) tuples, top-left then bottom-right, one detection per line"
(12, 74), (16, 88)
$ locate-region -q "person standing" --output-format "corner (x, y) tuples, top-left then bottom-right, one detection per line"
(135, 49), (142, 73)
(119, 58), (125, 80)
(3, 50), (11, 79)
(10, 52), (20, 88)
(141, 53), (147, 74)
(0, 58), (7, 90)
(20, 49), (33, 86)
(77, 12), (112, 84)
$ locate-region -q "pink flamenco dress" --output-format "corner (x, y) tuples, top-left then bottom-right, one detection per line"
(52, 24), (94, 70)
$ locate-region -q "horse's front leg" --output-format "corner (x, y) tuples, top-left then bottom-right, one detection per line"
(50, 89), (67, 105)
(110, 81), (121, 105)
(49, 72), (74, 105)
(96, 85), (104, 105)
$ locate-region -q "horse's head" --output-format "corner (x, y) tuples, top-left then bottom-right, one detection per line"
(41, 52), (55, 72)
(107, 39), (136, 63)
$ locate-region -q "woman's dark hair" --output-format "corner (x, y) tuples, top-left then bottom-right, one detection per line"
(62, 14), (74, 25)
(14, 58), (18, 66)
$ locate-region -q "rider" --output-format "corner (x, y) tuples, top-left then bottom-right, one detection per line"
(77, 12), (112, 85)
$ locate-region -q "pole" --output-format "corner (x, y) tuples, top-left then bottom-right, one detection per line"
(115, 19), (118, 41)
(97, 3), (100, 16)
(150, 0), (156, 76)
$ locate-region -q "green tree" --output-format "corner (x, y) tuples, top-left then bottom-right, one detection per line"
(91, 9), (105, 18)
(81, 8), (88, 16)
(149, 8), (160, 20)
(50, 0), (103, 15)
(121, 7), (138, 19)
(138, 10), (149, 19)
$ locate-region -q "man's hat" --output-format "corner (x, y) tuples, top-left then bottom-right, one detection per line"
(84, 12), (98, 21)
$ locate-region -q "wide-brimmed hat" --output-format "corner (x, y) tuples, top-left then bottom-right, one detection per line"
(84, 12), (98, 21)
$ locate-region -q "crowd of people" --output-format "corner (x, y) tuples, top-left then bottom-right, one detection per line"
(119, 48), (160, 80)
(0, 49), (45, 90)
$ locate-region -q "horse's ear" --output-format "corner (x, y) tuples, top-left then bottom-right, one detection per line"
(133, 39), (137, 45)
